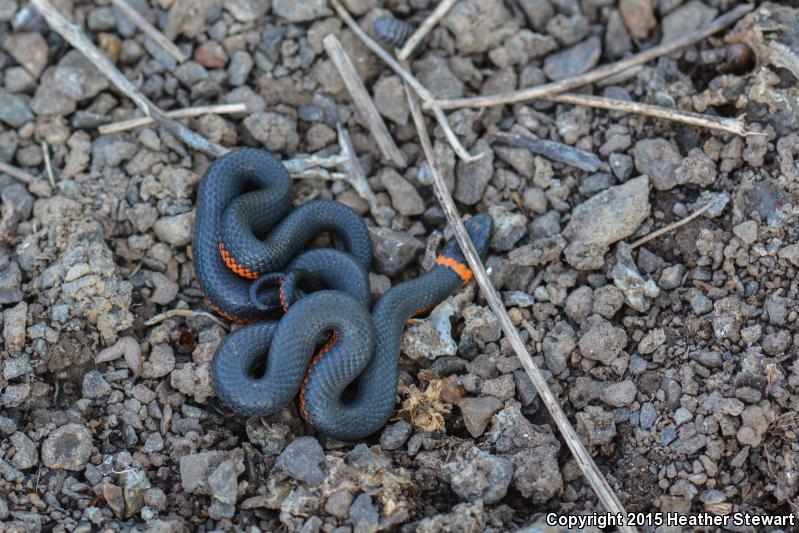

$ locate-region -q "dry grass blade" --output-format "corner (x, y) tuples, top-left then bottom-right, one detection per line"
(109, 0), (187, 63)
(329, 0), (481, 163)
(0, 160), (36, 184)
(336, 124), (381, 215)
(432, 4), (754, 110)
(144, 308), (230, 329)
(40, 141), (55, 187)
(397, 0), (458, 60)
(31, 0), (228, 158)
(323, 34), (407, 168)
(405, 84), (638, 533)
(631, 201), (714, 248)
(546, 93), (758, 137)
(98, 103), (247, 134)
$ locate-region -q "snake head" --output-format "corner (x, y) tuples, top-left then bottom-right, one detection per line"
(441, 213), (493, 263)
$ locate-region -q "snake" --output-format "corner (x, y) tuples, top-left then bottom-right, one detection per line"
(194, 148), (492, 440)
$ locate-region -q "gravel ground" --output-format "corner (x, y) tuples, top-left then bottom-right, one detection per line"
(0, 0), (798, 532)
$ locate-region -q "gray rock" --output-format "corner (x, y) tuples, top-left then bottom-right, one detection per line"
(228, 51), (254, 87)
(208, 460), (239, 505)
(9, 432), (37, 470)
(272, 0), (331, 22)
(564, 176), (650, 269)
(53, 50), (110, 101)
(379, 421), (412, 451)
(0, 262), (23, 305)
(144, 343), (175, 379)
(0, 0), (17, 22)
(370, 228), (422, 276)
(224, 0), (270, 22)
(380, 168), (424, 216)
(670, 434), (707, 455)
(442, 0), (517, 54)
(244, 112), (300, 152)
(0, 88), (33, 127)
(170, 362), (213, 403)
(632, 138), (683, 191)
(443, 446), (513, 504)
(674, 148), (717, 187)
(3, 356), (31, 381)
(274, 436), (326, 486)
(732, 220), (757, 245)
(509, 445), (562, 503)
(324, 490), (354, 519)
(462, 306), (501, 344)
(659, 264), (684, 289)
(0, 416), (17, 435)
(82, 370), (112, 399)
(543, 36), (601, 81)
(513, 371), (538, 406)
(661, 0), (717, 44)
(578, 314), (627, 365)
(600, 380), (637, 407)
(605, 10), (632, 59)
(41, 423), (93, 470)
(153, 211), (194, 247)
(609, 152), (634, 182)
(638, 328), (666, 354)
(639, 401), (657, 429)
(413, 54), (464, 99)
(31, 67), (77, 115)
(458, 396), (503, 437)
(4, 32), (48, 77)
(180, 451), (226, 494)
(487, 205), (527, 251)
(481, 374), (515, 401)
(690, 293), (713, 315)
(690, 349), (722, 368)
(576, 406), (616, 445)
(349, 493), (379, 531)
(454, 139), (493, 205)
(542, 320), (575, 375)
(611, 243), (659, 312)
(3, 301), (27, 354)
(373, 75), (409, 126)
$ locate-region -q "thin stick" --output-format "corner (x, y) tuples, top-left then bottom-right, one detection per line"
(397, 0), (457, 60)
(323, 34), (407, 168)
(0, 160), (36, 184)
(406, 84), (637, 533)
(546, 93), (757, 136)
(98, 103), (247, 134)
(432, 4), (754, 110)
(109, 0), (187, 63)
(336, 124), (380, 215)
(144, 308), (229, 329)
(329, 0), (481, 163)
(631, 201), (713, 248)
(40, 141), (55, 187)
(31, 0), (227, 158)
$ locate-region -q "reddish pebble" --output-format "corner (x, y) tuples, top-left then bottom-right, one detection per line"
(194, 41), (229, 68)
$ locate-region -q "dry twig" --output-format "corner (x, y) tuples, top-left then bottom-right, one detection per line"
(98, 103), (247, 134)
(397, 0), (457, 60)
(0, 160), (36, 184)
(545, 92), (759, 137)
(144, 308), (230, 329)
(31, 0), (227, 158)
(109, 0), (187, 63)
(631, 201), (714, 248)
(329, 0), (481, 163)
(40, 141), (55, 187)
(405, 84), (638, 533)
(432, 4), (754, 110)
(323, 34), (407, 168)
(336, 124), (380, 215)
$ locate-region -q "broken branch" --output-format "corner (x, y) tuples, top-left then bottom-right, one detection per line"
(432, 4), (754, 110)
